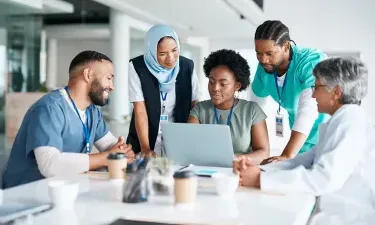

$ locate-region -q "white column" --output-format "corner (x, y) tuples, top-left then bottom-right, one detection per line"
(46, 38), (57, 90)
(109, 9), (130, 122)
(0, 28), (7, 94)
(186, 37), (210, 100)
(39, 30), (47, 85)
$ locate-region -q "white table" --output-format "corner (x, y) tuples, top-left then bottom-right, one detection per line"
(3, 167), (315, 225)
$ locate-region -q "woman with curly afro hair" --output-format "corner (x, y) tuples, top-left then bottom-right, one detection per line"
(188, 49), (270, 164)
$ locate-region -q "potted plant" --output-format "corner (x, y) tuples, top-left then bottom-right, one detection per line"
(147, 157), (173, 196)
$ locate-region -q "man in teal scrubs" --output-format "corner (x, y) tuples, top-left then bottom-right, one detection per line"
(252, 20), (329, 164)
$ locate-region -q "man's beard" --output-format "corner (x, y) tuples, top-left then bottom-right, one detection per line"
(262, 64), (278, 74)
(88, 79), (109, 106)
(262, 57), (286, 75)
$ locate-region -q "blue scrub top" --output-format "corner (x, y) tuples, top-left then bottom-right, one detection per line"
(3, 89), (109, 188)
(252, 45), (330, 154)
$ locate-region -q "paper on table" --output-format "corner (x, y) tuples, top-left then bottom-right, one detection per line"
(237, 186), (285, 196)
(109, 218), (210, 225)
(85, 171), (109, 180)
(195, 169), (218, 177)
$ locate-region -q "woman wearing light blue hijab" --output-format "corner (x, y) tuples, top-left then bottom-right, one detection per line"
(127, 24), (200, 157)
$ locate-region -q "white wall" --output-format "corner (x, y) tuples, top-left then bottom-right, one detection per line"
(55, 39), (111, 87)
(55, 38), (204, 88)
(264, 0), (375, 117)
(210, 38), (254, 52)
(55, 38), (145, 87)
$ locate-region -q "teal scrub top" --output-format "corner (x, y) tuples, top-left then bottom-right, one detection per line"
(252, 45), (329, 153)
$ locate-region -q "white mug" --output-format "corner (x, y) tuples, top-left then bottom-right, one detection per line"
(212, 173), (239, 198)
(48, 180), (79, 209)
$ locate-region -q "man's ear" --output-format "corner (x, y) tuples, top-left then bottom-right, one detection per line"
(83, 68), (91, 83)
(282, 41), (290, 52)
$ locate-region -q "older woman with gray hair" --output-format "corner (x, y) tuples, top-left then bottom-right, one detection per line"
(234, 57), (375, 224)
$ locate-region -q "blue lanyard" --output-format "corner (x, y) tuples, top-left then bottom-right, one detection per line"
(274, 59), (292, 113)
(160, 92), (168, 113)
(274, 73), (287, 113)
(160, 92), (168, 101)
(213, 99), (236, 126)
(64, 87), (91, 153)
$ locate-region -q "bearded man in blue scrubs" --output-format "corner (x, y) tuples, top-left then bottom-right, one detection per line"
(3, 50), (135, 188)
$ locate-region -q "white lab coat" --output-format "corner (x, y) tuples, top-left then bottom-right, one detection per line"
(260, 104), (375, 224)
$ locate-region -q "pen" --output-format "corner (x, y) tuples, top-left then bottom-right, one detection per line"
(178, 164), (194, 171)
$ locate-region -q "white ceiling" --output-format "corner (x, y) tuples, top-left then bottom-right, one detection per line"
(45, 24), (146, 39)
(0, 0), (73, 16)
(92, 0), (264, 39)
(2, 0), (42, 9)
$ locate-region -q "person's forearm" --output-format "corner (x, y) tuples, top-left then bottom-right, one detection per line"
(237, 149), (269, 165)
(88, 152), (109, 170)
(94, 132), (118, 152)
(35, 147), (90, 177)
(280, 131), (307, 158)
(261, 149), (315, 172)
(135, 111), (151, 151)
(187, 115), (200, 124)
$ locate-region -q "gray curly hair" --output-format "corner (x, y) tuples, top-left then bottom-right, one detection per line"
(313, 57), (368, 105)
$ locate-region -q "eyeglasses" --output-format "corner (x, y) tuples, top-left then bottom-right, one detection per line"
(311, 85), (327, 92)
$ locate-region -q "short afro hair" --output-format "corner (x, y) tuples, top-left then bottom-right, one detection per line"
(203, 49), (250, 91)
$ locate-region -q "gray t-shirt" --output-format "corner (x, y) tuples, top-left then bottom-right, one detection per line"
(189, 99), (267, 154)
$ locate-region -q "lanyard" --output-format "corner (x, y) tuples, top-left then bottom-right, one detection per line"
(64, 87), (91, 153)
(213, 99), (236, 126)
(160, 92), (168, 113)
(274, 57), (292, 114)
(274, 73), (287, 113)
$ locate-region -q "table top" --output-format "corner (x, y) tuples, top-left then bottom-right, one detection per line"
(2, 166), (315, 225)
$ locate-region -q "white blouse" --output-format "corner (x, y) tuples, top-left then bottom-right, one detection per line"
(128, 61), (201, 155)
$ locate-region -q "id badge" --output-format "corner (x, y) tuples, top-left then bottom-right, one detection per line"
(275, 113), (284, 137)
(160, 115), (169, 123)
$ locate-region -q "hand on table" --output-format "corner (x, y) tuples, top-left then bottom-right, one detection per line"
(140, 149), (157, 158)
(233, 157), (261, 188)
(107, 136), (135, 163)
(260, 155), (289, 165)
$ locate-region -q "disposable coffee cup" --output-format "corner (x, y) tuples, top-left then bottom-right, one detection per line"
(173, 170), (197, 205)
(107, 152), (127, 180)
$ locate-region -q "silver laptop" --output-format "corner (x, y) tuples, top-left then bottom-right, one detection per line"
(162, 123), (234, 168)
